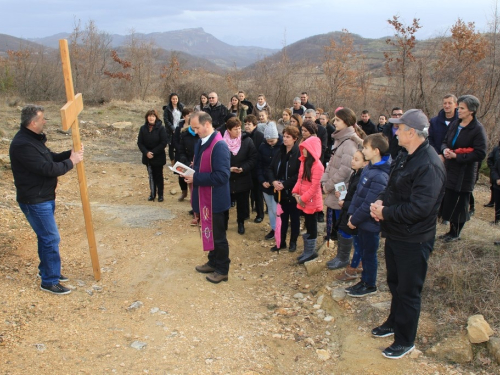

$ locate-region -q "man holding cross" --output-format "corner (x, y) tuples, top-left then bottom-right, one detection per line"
(9, 105), (84, 295)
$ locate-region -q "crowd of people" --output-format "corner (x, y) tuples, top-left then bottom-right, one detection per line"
(9, 90), (493, 360)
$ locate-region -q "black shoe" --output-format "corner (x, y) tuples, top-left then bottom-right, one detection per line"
(347, 281), (377, 297)
(382, 343), (415, 359)
(469, 209), (475, 216)
(441, 220), (449, 225)
(158, 196), (164, 202)
(443, 235), (461, 243)
(148, 196), (155, 201)
(270, 243), (286, 252)
(495, 241), (500, 246)
(289, 241), (297, 252)
(238, 222), (245, 235)
(438, 232), (452, 240)
(188, 210), (194, 215)
(38, 272), (69, 282)
(345, 280), (364, 293)
(372, 325), (395, 338)
(264, 230), (275, 240)
(40, 283), (71, 295)
(484, 202), (494, 208)
(317, 212), (325, 223)
(231, 201), (236, 207)
(254, 216), (263, 223)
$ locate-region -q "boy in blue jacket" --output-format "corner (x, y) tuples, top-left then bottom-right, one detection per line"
(345, 133), (391, 297)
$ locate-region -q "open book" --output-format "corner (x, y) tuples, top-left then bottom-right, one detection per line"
(334, 182), (347, 200)
(169, 161), (195, 177)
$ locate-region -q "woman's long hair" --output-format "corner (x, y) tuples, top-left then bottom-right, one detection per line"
(169, 92), (179, 108)
(230, 95), (241, 112)
(302, 152), (315, 182)
(199, 93), (208, 109)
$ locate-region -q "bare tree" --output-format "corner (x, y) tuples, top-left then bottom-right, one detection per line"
(384, 16), (422, 108)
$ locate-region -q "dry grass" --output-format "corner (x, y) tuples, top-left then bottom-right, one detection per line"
(424, 218), (500, 334)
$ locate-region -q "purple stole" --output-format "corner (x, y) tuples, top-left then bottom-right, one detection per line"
(199, 132), (223, 251)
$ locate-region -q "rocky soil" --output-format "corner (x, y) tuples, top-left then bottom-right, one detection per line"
(0, 100), (498, 374)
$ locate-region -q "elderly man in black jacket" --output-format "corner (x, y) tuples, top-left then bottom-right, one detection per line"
(203, 92), (228, 129)
(370, 109), (446, 359)
(9, 105), (84, 295)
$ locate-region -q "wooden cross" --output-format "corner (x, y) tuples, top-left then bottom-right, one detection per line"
(59, 39), (101, 281)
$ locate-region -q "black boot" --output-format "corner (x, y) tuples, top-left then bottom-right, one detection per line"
(238, 222), (245, 235)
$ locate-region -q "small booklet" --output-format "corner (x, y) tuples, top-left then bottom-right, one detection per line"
(169, 161), (195, 177)
(334, 182), (347, 200)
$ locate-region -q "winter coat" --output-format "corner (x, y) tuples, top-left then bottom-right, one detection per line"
(257, 135), (283, 194)
(9, 126), (73, 204)
(337, 168), (363, 235)
(380, 140), (446, 242)
(303, 101), (316, 110)
(162, 103), (185, 143)
(276, 119), (288, 134)
(137, 119), (168, 166)
(253, 103), (271, 117)
(382, 123), (403, 159)
(192, 131), (231, 214)
(357, 119), (378, 135)
(490, 157), (500, 191)
(292, 137), (325, 214)
(290, 105), (307, 116)
(203, 102), (229, 128)
(316, 124), (328, 164)
(267, 142), (301, 204)
(321, 126), (363, 210)
(440, 117), (487, 193)
(230, 105), (248, 123)
(177, 126), (199, 165)
(228, 133), (258, 194)
(348, 155), (391, 232)
(240, 99), (254, 115)
(428, 108), (458, 154)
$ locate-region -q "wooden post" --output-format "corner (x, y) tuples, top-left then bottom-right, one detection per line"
(59, 39), (101, 281)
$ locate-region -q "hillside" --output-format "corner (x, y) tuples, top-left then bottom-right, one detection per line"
(0, 33), (48, 54)
(29, 28), (278, 68)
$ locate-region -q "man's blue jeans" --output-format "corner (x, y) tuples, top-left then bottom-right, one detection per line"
(19, 201), (61, 286)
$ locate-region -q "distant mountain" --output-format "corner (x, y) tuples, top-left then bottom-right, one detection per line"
(29, 28), (278, 68)
(245, 31), (389, 72)
(0, 33), (48, 54)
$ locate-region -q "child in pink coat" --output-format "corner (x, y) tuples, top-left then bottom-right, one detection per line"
(292, 136), (325, 264)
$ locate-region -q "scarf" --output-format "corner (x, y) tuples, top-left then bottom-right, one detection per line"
(199, 132), (223, 251)
(256, 102), (267, 111)
(223, 130), (241, 155)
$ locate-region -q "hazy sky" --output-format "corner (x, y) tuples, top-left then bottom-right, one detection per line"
(1, 0), (497, 49)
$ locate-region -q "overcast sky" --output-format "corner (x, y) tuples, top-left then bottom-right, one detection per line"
(1, 0), (497, 49)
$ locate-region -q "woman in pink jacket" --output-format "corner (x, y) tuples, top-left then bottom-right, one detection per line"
(292, 135), (324, 264)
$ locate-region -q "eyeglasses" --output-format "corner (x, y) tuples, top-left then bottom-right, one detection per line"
(208, 97), (215, 99)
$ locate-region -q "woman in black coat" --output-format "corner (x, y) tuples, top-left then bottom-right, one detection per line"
(440, 95), (487, 241)
(268, 126), (301, 252)
(173, 108), (193, 201)
(162, 93), (185, 164)
(223, 117), (258, 235)
(137, 109), (168, 202)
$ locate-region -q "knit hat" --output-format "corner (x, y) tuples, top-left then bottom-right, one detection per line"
(264, 122), (279, 139)
(302, 120), (318, 135)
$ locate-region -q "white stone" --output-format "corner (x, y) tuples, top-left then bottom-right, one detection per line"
(131, 341), (147, 350)
(316, 349), (331, 361)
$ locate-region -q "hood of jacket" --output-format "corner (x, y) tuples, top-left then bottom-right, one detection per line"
(299, 136), (322, 162)
(333, 126), (363, 146)
(370, 154), (392, 174)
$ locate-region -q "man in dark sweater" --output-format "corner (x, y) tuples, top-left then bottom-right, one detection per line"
(9, 105), (84, 295)
(428, 94), (458, 156)
(357, 110), (378, 135)
(382, 107), (404, 159)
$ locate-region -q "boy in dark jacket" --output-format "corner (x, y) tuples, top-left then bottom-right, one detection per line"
(346, 134), (391, 297)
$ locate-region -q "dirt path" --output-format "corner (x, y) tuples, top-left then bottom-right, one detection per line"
(0, 103), (484, 374)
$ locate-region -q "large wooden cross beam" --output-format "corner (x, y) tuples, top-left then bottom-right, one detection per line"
(59, 39), (101, 281)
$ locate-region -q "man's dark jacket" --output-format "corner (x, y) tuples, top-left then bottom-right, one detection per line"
(379, 140), (446, 242)
(203, 102), (228, 128)
(10, 126), (73, 204)
(428, 108), (458, 154)
(357, 119), (378, 135)
(382, 123), (403, 159)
